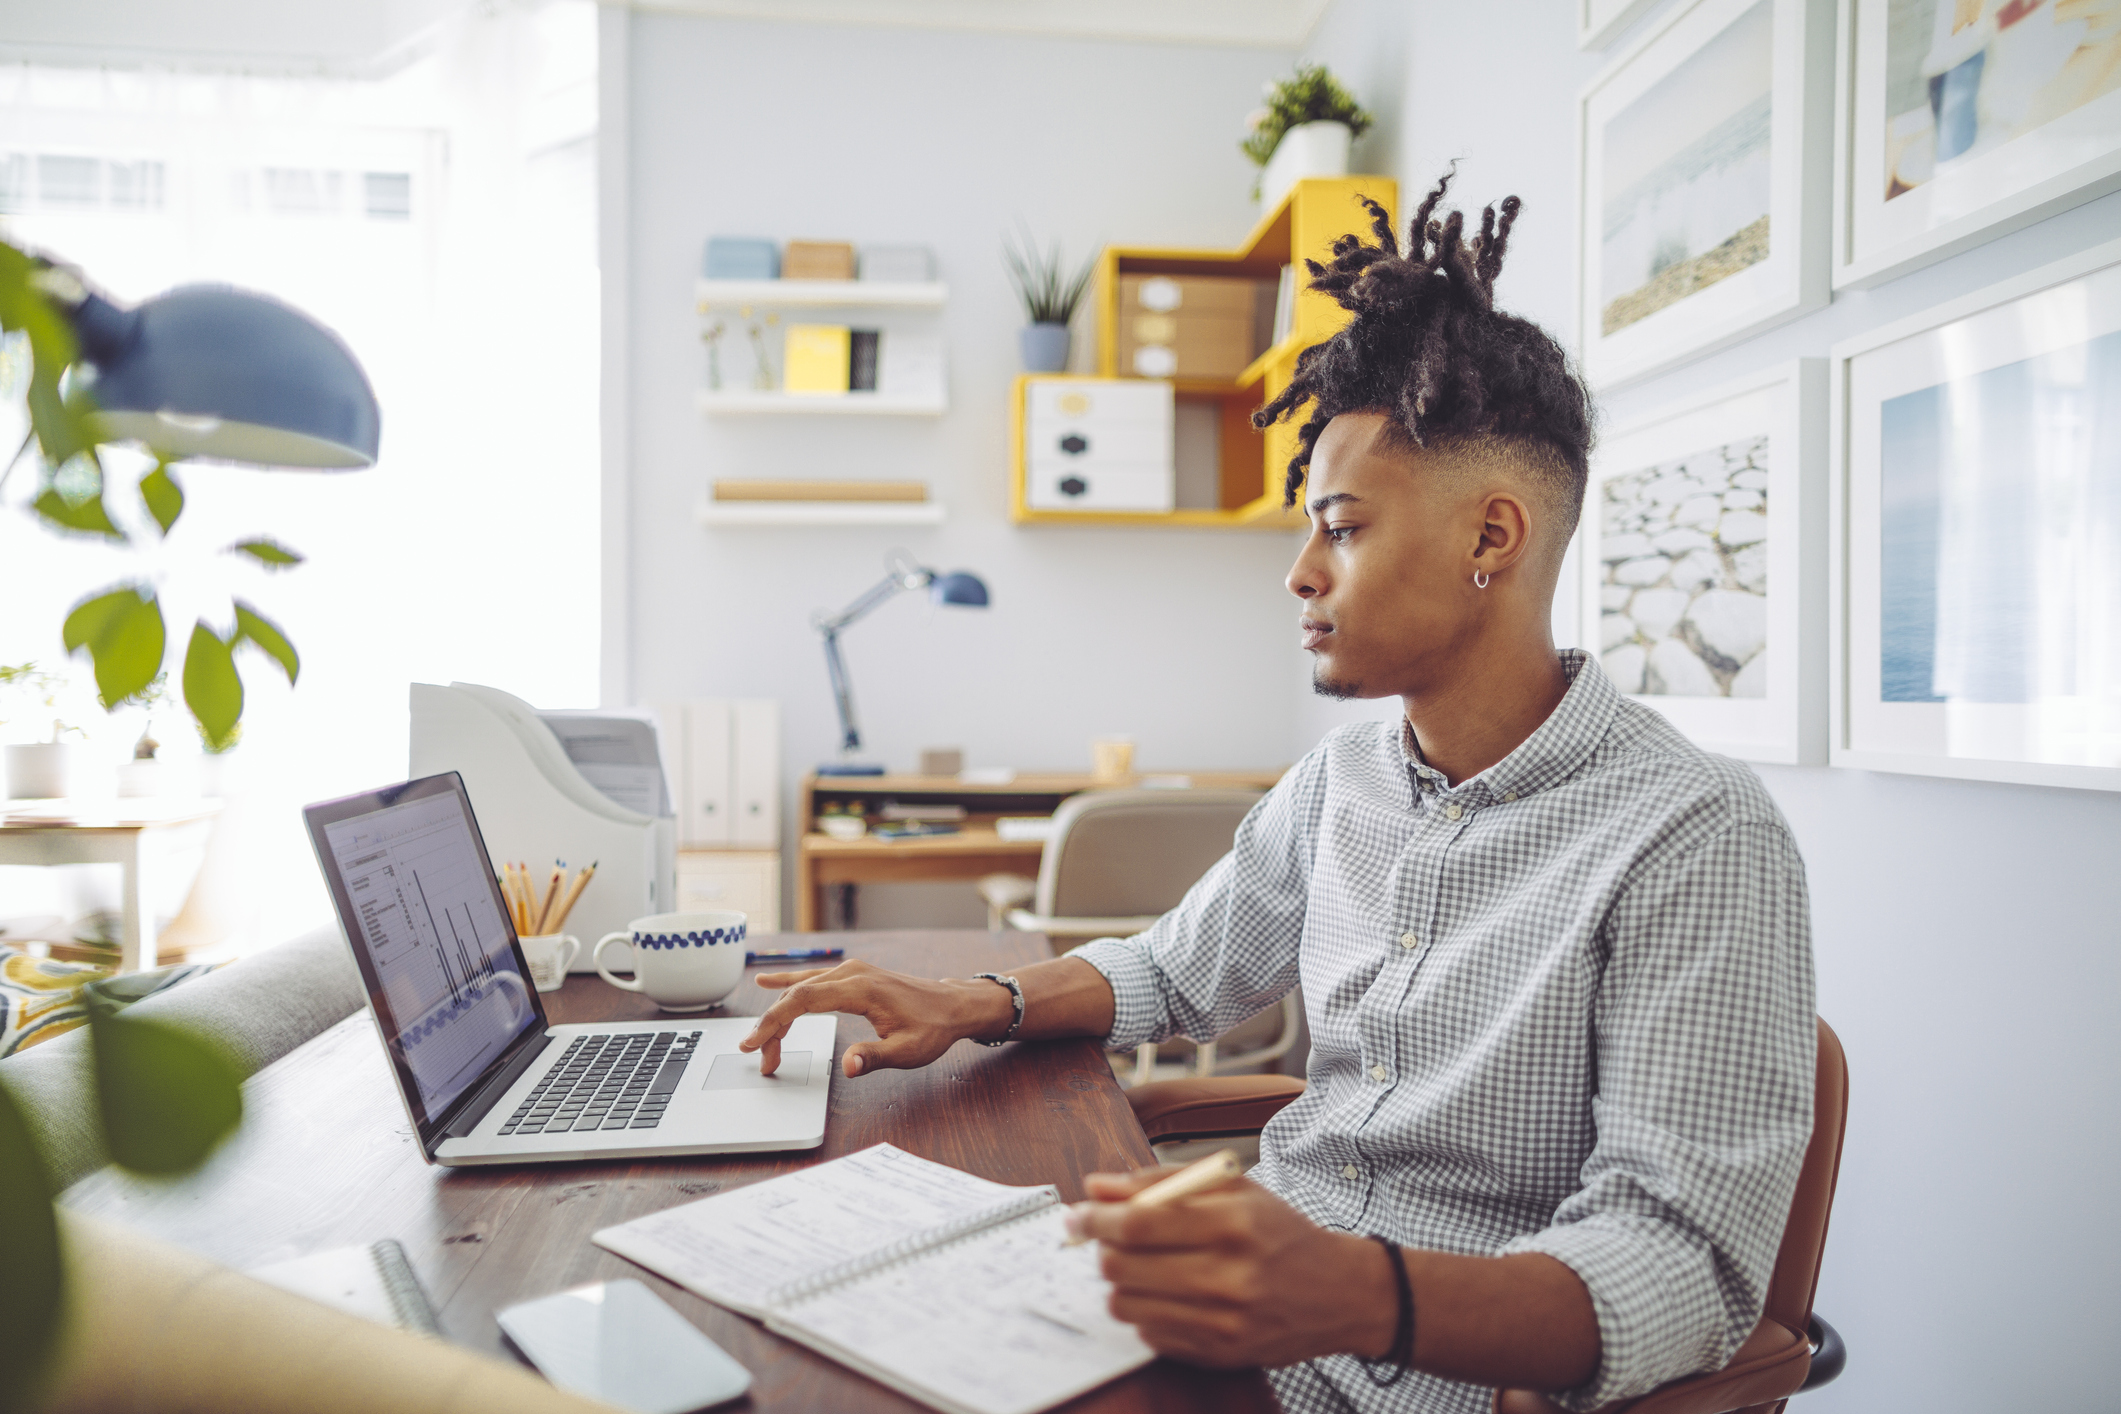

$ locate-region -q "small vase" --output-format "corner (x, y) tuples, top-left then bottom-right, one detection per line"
(1019, 323), (1071, 374)
(7, 742), (81, 799)
(1259, 120), (1353, 211)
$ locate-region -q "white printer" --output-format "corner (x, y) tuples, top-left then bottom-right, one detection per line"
(409, 682), (677, 971)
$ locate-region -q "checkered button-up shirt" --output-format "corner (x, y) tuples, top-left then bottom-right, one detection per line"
(1075, 652), (1816, 1414)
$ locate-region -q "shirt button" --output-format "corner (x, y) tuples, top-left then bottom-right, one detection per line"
(1503, 791), (1518, 802)
(1369, 1063), (1388, 1082)
(1398, 931), (1419, 950)
(1341, 1164), (1360, 1180)
(1445, 802), (1464, 821)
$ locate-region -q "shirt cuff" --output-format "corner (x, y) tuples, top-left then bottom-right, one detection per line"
(1070, 937), (1164, 1050)
(1498, 1217), (1727, 1412)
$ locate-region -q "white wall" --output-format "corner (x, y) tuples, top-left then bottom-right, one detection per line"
(1301, 1), (2121, 1409)
(621, 14), (1306, 924)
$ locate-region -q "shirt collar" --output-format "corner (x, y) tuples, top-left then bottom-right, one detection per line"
(1398, 650), (1617, 807)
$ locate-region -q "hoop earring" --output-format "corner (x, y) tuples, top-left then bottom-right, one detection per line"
(1473, 571), (1491, 589)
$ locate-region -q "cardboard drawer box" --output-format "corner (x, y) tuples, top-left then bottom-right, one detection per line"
(1116, 274), (1274, 380)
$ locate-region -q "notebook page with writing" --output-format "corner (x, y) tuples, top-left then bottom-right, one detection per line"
(766, 1205), (1154, 1414)
(593, 1143), (1054, 1317)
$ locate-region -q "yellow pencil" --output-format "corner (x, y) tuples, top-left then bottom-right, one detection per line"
(548, 861), (598, 933)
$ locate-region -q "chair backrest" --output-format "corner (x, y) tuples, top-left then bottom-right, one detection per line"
(1036, 789), (1261, 920)
(1765, 1017), (1849, 1335)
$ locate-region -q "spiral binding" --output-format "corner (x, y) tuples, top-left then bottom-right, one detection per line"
(763, 1187), (1061, 1308)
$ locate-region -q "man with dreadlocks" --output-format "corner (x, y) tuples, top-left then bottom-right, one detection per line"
(741, 172), (1816, 1414)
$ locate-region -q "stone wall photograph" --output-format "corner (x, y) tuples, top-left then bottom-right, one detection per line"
(1598, 434), (1770, 697)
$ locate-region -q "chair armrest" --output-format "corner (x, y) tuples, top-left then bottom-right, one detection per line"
(1492, 1317), (1809, 1414)
(1004, 909), (1162, 938)
(1127, 1074), (1306, 1142)
(1798, 1314), (1844, 1391)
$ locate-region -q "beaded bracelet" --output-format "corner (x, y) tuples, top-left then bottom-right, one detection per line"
(1355, 1235), (1416, 1386)
(970, 972), (1025, 1047)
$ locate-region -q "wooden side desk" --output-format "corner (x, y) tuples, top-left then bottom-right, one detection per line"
(797, 771), (1283, 931)
(62, 930), (1273, 1414)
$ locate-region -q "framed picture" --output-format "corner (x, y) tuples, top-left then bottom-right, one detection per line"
(1582, 360), (1829, 764)
(1833, 0), (2121, 290)
(1577, 0), (1835, 389)
(1580, 0), (1668, 49)
(1832, 236), (2121, 790)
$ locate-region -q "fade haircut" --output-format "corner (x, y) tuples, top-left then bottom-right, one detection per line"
(1254, 169), (1593, 541)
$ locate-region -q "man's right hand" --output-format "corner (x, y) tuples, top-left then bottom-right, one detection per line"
(738, 959), (1016, 1078)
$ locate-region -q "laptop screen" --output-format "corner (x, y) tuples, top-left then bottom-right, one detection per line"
(307, 775), (542, 1136)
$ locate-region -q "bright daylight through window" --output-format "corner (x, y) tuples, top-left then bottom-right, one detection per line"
(0, 1), (601, 954)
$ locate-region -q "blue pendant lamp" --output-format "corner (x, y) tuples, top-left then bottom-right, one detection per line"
(61, 278), (380, 468)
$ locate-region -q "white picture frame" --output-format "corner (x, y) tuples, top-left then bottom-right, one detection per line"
(1577, 0), (1834, 390)
(1832, 0), (2121, 291)
(1581, 360), (1828, 764)
(1579, 0), (1668, 50)
(1831, 235), (2121, 791)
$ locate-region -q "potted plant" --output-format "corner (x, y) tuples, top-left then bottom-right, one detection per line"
(0, 662), (92, 799)
(1002, 232), (1096, 374)
(1243, 64), (1374, 211)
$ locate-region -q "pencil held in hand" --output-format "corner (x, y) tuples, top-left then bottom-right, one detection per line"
(1061, 1149), (1244, 1246)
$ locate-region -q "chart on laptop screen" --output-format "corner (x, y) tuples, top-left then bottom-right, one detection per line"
(324, 792), (533, 1116)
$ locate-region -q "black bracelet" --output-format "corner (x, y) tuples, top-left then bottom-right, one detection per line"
(1355, 1235), (1415, 1386)
(969, 972), (1024, 1047)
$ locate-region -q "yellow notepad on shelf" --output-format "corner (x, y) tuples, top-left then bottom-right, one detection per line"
(783, 323), (852, 393)
(594, 1143), (1153, 1414)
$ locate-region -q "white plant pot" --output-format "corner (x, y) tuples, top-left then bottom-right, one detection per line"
(1259, 120), (1353, 212)
(7, 741), (81, 799)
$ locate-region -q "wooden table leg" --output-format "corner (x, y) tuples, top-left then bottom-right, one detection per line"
(796, 853), (818, 932)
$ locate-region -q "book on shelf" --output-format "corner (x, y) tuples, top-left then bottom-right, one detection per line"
(712, 480), (927, 503)
(594, 1143), (1154, 1414)
(849, 329), (881, 391)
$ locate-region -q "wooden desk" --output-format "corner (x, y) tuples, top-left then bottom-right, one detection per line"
(0, 797), (221, 971)
(797, 771), (1282, 931)
(62, 930), (1272, 1414)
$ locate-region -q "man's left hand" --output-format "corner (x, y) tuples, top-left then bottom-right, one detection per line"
(1071, 1166), (1399, 1368)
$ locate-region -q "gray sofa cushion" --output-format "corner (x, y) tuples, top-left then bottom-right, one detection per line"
(0, 925), (363, 1191)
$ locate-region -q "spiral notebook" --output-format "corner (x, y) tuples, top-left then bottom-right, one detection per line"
(248, 1239), (441, 1335)
(593, 1144), (1154, 1414)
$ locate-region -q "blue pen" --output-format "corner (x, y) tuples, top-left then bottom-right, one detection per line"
(747, 947), (846, 965)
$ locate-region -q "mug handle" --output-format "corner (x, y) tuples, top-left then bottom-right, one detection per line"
(556, 935), (582, 974)
(593, 933), (642, 991)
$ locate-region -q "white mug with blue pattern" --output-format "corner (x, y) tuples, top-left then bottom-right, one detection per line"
(593, 910), (748, 1012)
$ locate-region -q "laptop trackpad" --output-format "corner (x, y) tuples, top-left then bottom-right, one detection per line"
(702, 1051), (809, 1089)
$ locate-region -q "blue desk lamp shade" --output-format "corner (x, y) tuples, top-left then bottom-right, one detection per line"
(930, 572), (988, 607)
(69, 285), (380, 468)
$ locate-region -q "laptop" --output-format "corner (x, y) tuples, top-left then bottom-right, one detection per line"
(303, 772), (834, 1166)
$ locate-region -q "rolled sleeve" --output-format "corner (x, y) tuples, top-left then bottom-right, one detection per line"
(1501, 820), (1816, 1411)
(1070, 751), (1325, 1052)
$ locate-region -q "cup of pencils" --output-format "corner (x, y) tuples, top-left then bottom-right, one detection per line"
(500, 860), (597, 992)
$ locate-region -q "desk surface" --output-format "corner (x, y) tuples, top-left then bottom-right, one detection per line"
(62, 930), (1273, 1414)
(0, 796), (222, 831)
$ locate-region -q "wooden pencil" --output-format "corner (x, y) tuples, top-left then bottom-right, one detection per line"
(548, 861), (597, 933)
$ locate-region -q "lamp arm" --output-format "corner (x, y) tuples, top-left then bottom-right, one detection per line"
(820, 626), (862, 754)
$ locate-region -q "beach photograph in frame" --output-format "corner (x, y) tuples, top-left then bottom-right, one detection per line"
(1579, 0), (1833, 389)
(1833, 237), (2121, 789)
(1580, 0), (1667, 49)
(1836, 0), (2121, 289)
(1581, 360), (1829, 763)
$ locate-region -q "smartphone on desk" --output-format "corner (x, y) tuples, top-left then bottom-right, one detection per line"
(497, 1278), (750, 1413)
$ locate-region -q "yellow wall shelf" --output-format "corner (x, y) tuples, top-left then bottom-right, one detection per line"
(1009, 175), (1398, 529)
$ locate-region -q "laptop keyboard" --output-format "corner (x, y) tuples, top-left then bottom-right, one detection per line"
(499, 1030), (703, 1136)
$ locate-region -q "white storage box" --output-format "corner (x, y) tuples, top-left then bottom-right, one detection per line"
(1023, 378), (1173, 513)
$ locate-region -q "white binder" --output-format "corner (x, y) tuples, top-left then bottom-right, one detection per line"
(409, 682), (677, 971)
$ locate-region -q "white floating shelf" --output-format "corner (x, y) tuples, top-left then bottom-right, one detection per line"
(696, 279), (948, 309)
(696, 500), (948, 527)
(696, 390), (947, 416)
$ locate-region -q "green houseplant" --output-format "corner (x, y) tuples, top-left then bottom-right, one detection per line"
(0, 238), (374, 1410)
(1242, 64), (1374, 208)
(1002, 231), (1097, 374)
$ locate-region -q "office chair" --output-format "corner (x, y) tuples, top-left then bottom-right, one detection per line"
(1128, 1020), (1850, 1414)
(996, 788), (1301, 1086)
